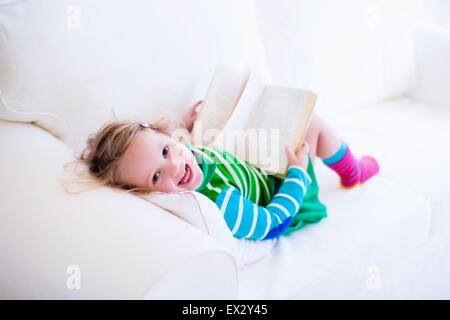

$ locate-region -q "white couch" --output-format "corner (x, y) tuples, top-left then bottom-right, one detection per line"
(1, 0), (449, 299)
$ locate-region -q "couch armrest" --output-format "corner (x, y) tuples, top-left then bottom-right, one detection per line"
(0, 121), (238, 299)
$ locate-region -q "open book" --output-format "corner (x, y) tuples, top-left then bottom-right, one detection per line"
(191, 65), (316, 178)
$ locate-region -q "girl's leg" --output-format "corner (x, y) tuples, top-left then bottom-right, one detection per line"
(304, 114), (342, 163)
(304, 113), (379, 188)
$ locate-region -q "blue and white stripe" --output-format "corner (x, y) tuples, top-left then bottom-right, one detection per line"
(215, 165), (311, 240)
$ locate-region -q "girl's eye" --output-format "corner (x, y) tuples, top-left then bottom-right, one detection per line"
(162, 145), (169, 158)
(152, 171), (160, 184)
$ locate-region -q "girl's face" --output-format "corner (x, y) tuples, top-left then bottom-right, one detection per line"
(118, 129), (203, 193)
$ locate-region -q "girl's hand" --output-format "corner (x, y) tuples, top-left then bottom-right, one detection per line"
(285, 142), (310, 170)
(183, 100), (203, 132)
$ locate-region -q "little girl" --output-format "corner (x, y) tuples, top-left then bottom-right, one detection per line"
(78, 100), (379, 240)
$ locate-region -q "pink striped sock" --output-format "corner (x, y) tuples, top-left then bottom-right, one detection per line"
(323, 143), (380, 188)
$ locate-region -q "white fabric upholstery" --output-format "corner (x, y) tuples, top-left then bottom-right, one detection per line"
(239, 98), (450, 299)
(0, 120), (238, 299)
(0, 0), (447, 299)
(0, 0), (267, 151)
(409, 24), (450, 109)
(297, 99), (450, 299)
(240, 166), (431, 299)
(140, 191), (276, 269)
(255, 0), (419, 116)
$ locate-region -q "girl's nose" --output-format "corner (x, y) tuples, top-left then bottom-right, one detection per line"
(168, 151), (185, 178)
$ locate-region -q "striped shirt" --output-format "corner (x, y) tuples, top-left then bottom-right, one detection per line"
(186, 144), (312, 240)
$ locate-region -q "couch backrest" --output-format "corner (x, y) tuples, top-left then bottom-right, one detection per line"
(0, 0), (268, 150)
(0, 0), (421, 150)
(255, 0), (419, 116)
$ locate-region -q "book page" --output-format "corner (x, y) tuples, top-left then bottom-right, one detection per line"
(191, 65), (249, 146)
(210, 67), (267, 154)
(242, 86), (316, 177)
(223, 67), (268, 130)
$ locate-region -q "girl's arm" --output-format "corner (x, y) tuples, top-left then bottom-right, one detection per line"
(215, 165), (311, 240)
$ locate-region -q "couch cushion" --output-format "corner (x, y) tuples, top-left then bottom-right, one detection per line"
(239, 163), (431, 299)
(326, 98), (450, 230)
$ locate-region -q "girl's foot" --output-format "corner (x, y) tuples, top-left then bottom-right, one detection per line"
(322, 143), (380, 189)
(339, 155), (379, 189)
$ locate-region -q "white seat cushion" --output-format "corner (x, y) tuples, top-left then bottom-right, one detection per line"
(239, 167), (431, 299)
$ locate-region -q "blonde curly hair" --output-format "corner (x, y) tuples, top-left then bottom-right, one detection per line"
(63, 117), (188, 195)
